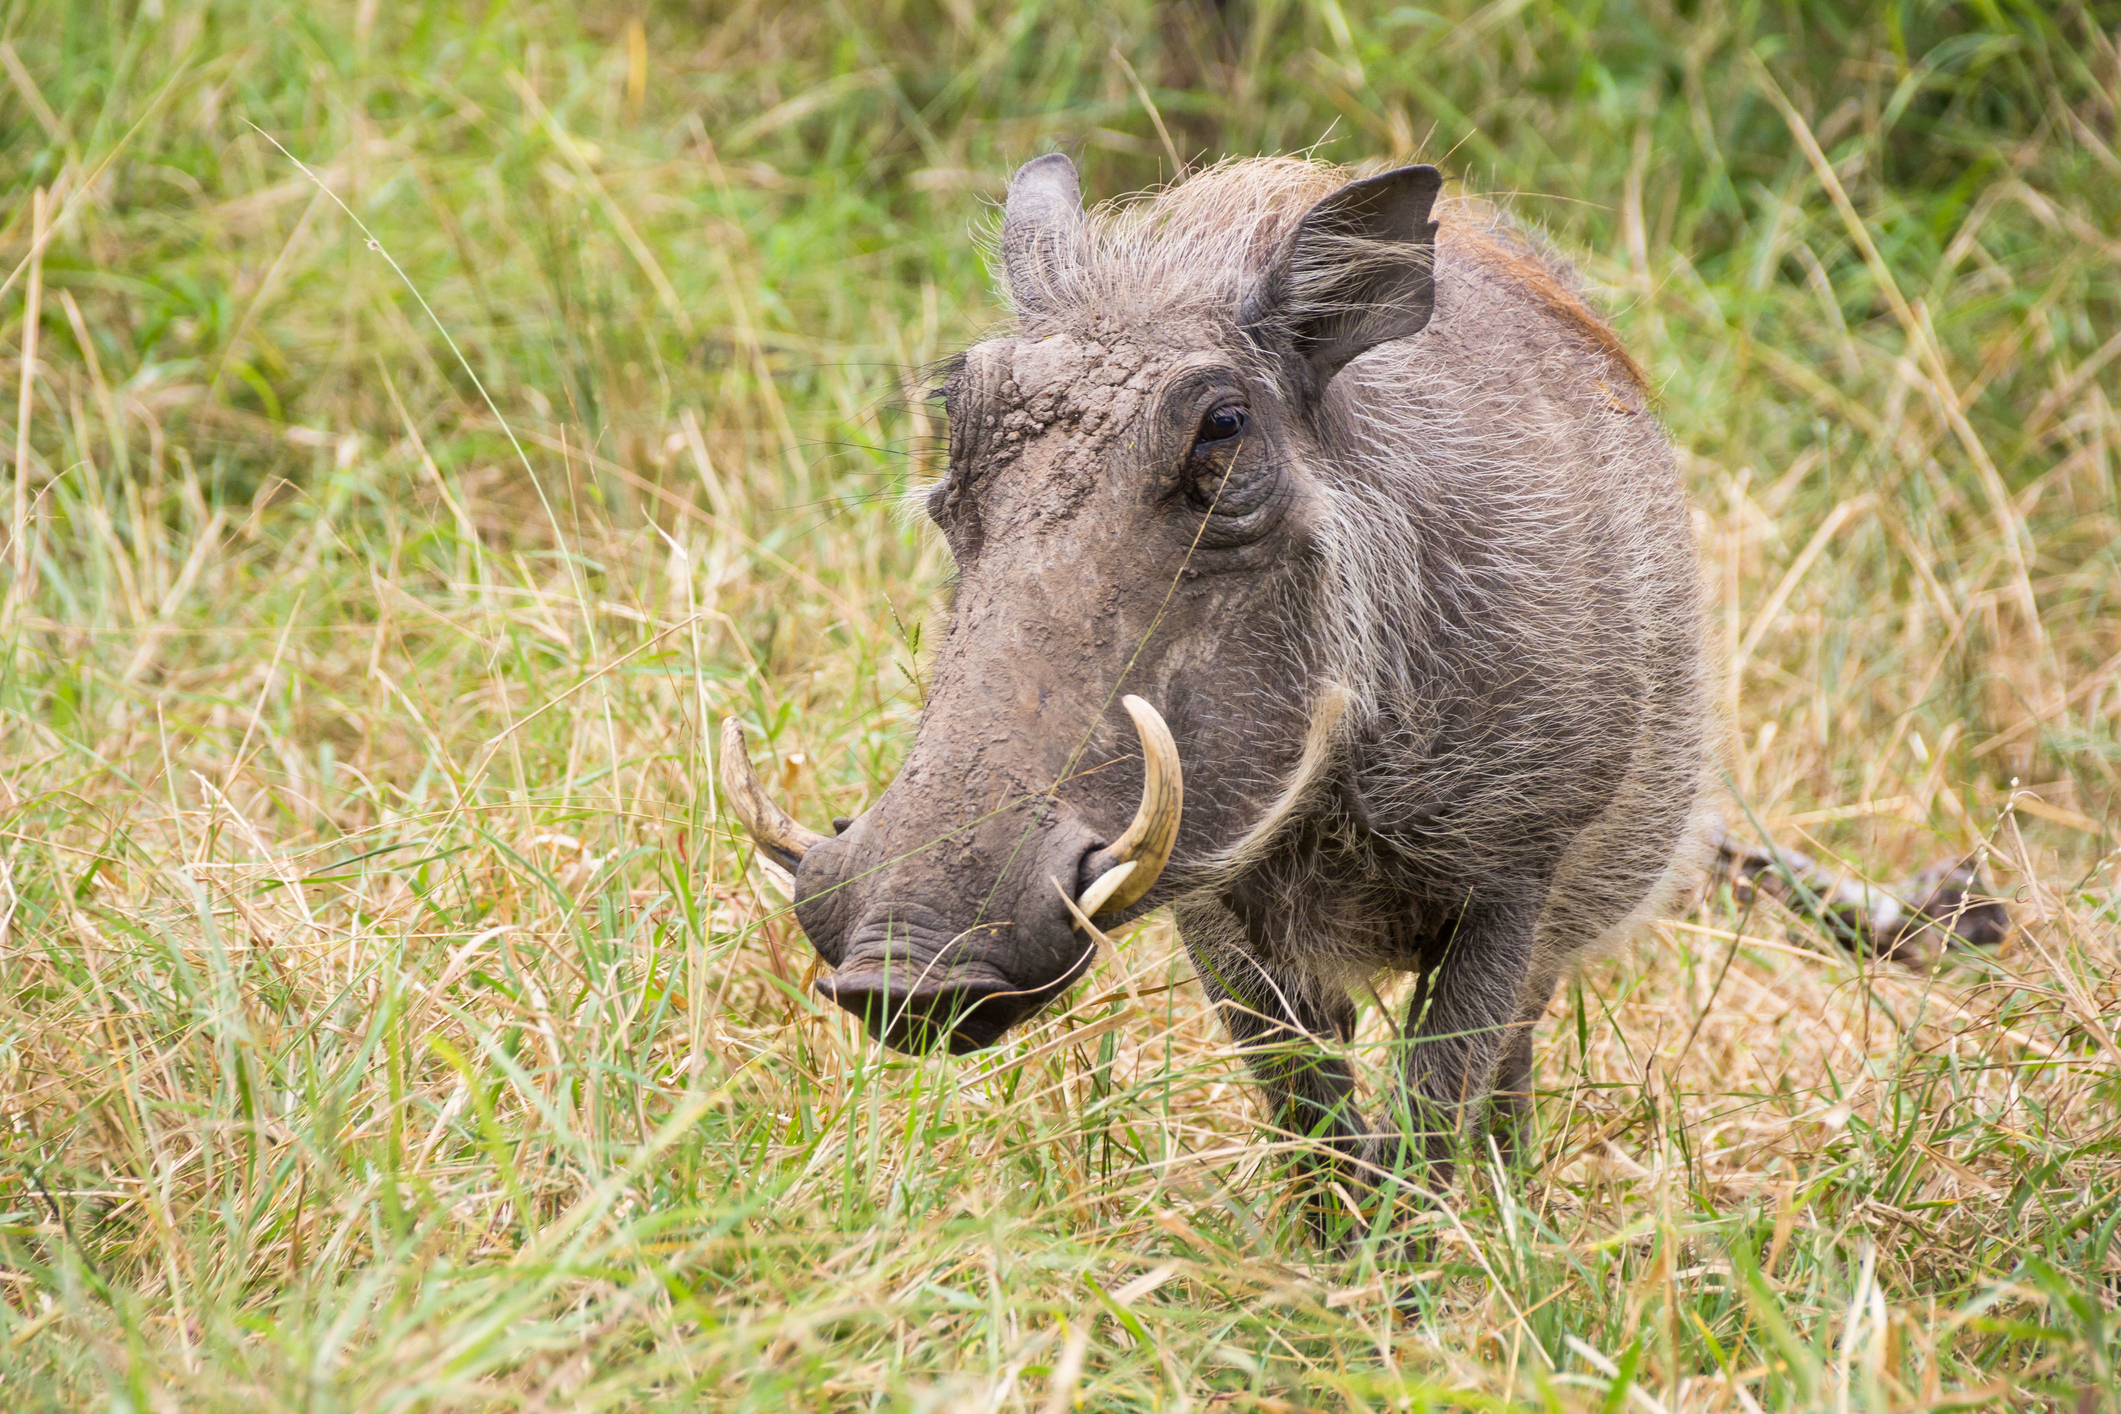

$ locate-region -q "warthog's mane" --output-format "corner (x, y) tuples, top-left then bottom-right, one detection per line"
(993, 156), (1645, 391)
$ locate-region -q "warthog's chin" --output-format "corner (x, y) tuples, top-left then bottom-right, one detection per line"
(816, 958), (1042, 1056)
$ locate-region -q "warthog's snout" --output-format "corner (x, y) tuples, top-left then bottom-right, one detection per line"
(720, 698), (1183, 1055)
(793, 869), (1094, 1055)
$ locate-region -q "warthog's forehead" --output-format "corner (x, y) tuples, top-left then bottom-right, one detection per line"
(959, 334), (1152, 405)
(953, 335), (1237, 460)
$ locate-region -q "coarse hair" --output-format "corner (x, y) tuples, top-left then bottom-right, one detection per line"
(1003, 156), (1714, 990)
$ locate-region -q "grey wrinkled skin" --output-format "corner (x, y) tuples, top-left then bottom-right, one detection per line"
(787, 156), (1714, 1198)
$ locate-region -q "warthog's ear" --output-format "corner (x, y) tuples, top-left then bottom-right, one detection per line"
(1002, 154), (1086, 321)
(1249, 164), (1443, 388)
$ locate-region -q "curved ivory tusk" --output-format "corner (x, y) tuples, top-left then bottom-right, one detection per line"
(1077, 695), (1183, 917)
(719, 718), (829, 872)
(1075, 860), (1137, 919)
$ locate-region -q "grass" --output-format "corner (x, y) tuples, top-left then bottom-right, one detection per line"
(1, 0), (2117, 1407)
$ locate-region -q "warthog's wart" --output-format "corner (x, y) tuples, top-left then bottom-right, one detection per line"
(724, 155), (1714, 1195)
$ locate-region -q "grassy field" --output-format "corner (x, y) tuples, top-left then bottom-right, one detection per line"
(2, 0), (2118, 1408)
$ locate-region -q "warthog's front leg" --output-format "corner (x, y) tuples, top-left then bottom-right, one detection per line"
(1173, 899), (1371, 1211)
(1373, 896), (1542, 1184)
(1490, 950), (1566, 1140)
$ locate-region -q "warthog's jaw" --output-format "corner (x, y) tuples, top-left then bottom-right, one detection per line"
(720, 699), (1185, 1055)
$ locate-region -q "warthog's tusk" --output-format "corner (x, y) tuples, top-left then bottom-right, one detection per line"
(719, 718), (829, 872)
(1076, 695), (1183, 917)
(1074, 860), (1137, 919)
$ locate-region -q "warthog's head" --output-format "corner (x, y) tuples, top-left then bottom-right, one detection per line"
(723, 155), (1442, 1054)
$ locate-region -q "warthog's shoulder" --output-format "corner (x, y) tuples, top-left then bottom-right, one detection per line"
(1435, 197), (1646, 392)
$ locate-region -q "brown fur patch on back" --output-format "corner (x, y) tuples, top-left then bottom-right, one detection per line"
(1437, 196), (1647, 392)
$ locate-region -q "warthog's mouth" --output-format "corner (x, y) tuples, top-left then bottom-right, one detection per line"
(815, 957), (1052, 1055)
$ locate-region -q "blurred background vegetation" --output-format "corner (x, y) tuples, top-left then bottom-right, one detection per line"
(1, 1), (2118, 1409)
(8, 0), (2119, 809)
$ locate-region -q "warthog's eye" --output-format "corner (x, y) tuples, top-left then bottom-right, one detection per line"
(1162, 381), (1279, 549)
(1182, 403), (1251, 512)
(1196, 403), (1247, 445)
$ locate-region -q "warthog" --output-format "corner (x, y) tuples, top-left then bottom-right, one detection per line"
(725, 155), (1714, 1193)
